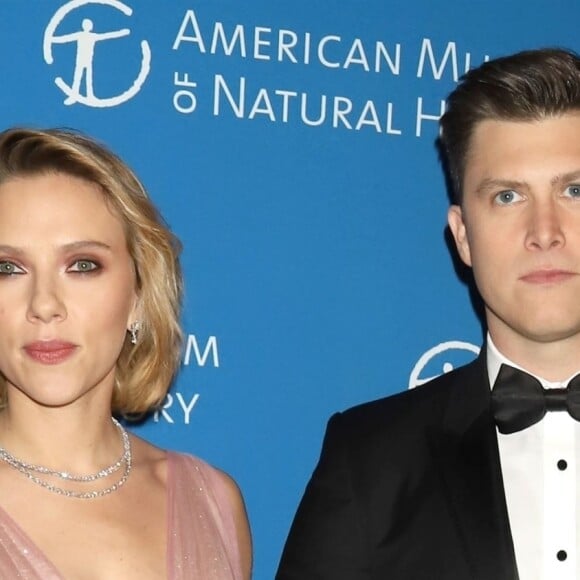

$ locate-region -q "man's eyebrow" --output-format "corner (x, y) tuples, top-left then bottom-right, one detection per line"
(474, 178), (528, 196)
(474, 170), (580, 195)
(550, 169), (580, 186)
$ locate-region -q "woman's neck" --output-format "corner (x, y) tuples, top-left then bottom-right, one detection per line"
(0, 399), (122, 475)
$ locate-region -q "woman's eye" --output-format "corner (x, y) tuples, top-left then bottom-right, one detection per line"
(68, 259), (99, 273)
(494, 190), (522, 205)
(0, 261), (24, 275)
(565, 184), (580, 198)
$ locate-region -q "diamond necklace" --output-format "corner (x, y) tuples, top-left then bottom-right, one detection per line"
(0, 417), (132, 499)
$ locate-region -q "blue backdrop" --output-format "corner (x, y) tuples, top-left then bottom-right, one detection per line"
(1, 1), (578, 577)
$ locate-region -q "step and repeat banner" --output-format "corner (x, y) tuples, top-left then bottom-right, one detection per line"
(1, 1), (578, 577)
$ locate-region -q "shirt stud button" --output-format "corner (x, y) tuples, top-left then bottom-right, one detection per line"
(557, 459), (568, 471)
(557, 550), (567, 561)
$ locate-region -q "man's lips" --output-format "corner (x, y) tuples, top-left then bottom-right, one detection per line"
(519, 269), (576, 284)
(23, 341), (78, 364)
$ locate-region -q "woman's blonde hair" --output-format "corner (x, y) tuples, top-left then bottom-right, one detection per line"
(0, 127), (183, 415)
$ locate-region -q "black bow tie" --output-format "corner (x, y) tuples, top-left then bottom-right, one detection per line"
(491, 364), (580, 434)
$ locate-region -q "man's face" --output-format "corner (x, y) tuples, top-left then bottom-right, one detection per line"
(448, 114), (580, 353)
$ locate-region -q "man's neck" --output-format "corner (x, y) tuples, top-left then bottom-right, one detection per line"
(488, 328), (580, 382)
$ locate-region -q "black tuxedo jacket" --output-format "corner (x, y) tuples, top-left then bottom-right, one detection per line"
(276, 355), (519, 580)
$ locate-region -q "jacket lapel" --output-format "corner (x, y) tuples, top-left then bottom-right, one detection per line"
(430, 354), (519, 580)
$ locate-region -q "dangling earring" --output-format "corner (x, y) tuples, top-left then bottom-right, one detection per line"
(129, 321), (142, 345)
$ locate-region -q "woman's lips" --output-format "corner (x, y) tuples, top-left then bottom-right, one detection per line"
(23, 341), (78, 365)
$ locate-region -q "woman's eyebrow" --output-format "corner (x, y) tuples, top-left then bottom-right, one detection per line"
(0, 241), (113, 256)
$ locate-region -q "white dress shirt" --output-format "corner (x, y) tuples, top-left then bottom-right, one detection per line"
(487, 336), (580, 580)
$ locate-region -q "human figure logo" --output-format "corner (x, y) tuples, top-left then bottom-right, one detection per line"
(408, 340), (480, 389)
(44, 0), (151, 108)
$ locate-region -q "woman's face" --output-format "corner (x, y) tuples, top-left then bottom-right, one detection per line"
(0, 172), (138, 409)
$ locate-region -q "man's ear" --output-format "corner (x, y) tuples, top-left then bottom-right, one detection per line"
(447, 205), (472, 267)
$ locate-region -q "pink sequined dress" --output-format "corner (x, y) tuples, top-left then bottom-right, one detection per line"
(0, 452), (244, 579)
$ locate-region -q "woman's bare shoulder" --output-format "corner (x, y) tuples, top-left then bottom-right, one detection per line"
(210, 466), (253, 580)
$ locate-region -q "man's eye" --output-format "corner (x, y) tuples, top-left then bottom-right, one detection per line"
(565, 184), (580, 198)
(494, 190), (522, 205)
(68, 259), (99, 273)
(0, 261), (24, 275)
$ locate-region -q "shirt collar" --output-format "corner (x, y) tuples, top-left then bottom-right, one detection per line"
(486, 334), (576, 390)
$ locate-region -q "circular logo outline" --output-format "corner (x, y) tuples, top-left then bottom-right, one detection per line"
(408, 340), (480, 389)
(44, 0), (151, 108)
